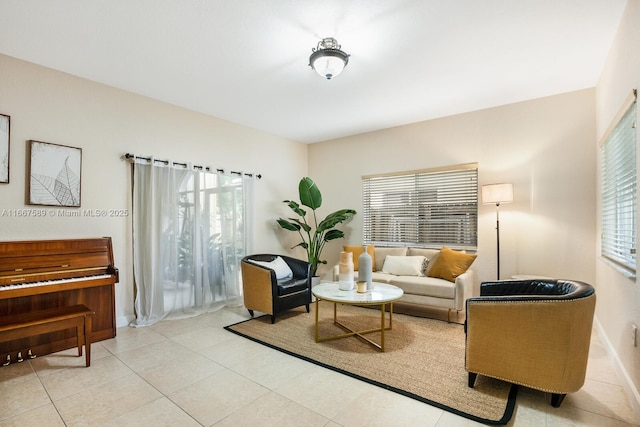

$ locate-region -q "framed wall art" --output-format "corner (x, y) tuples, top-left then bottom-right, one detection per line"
(29, 140), (82, 207)
(0, 114), (9, 183)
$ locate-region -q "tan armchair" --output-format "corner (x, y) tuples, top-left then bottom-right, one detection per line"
(240, 254), (311, 323)
(465, 279), (596, 407)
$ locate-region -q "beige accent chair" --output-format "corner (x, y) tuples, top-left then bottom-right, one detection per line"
(240, 254), (311, 323)
(465, 279), (596, 407)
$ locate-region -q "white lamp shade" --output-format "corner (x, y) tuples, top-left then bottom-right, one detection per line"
(481, 183), (513, 204)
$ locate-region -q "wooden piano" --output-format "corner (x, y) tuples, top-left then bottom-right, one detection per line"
(0, 237), (118, 362)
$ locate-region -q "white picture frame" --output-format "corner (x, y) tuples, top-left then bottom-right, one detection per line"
(0, 114), (9, 183)
(29, 140), (82, 207)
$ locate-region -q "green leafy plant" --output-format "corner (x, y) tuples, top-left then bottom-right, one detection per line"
(277, 177), (356, 276)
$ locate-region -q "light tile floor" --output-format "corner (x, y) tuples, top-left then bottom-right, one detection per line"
(0, 306), (639, 427)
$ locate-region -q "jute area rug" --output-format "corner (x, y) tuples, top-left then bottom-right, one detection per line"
(225, 303), (518, 425)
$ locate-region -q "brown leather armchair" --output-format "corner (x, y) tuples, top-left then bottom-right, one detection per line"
(240, 254), (311, 323)
(465, 279), (596, 407)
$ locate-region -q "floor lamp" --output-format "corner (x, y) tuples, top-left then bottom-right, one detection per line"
(481, 183), (513, 280)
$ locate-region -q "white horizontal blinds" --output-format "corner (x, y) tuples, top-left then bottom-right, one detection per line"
(363, 174), (420, 246)
(416, 169), (478, 248)
(601, 92), (637, 273)
(363, 165), (478, 249)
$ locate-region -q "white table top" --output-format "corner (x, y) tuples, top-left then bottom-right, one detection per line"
(312, 282), (403, 304)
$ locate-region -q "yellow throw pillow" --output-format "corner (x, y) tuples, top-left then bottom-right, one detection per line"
(343, 245), (376, 271)
(427, 247), (476, 282)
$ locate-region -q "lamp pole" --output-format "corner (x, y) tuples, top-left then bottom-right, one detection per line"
(495, 202), (501, 280)
(481, 183), (513, 281)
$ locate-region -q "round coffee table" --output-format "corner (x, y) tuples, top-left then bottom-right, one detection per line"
(311, 282), (403, 352)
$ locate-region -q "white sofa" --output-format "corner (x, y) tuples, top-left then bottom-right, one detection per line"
(336, 246), (476, 322)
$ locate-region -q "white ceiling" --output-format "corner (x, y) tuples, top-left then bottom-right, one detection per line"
(0, 0), (628, 143)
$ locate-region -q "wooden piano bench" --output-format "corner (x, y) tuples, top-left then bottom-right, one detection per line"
(0, 304), (95, 367)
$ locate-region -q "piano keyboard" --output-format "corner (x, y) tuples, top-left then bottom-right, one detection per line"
(0, 274), (113, 290)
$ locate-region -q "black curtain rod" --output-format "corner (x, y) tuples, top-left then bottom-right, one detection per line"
(124, 153), (262, 179)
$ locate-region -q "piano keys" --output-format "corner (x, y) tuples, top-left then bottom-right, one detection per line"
(0, 237), (118, 362)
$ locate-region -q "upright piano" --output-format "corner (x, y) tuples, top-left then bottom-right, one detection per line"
(0, 237), (118, 361)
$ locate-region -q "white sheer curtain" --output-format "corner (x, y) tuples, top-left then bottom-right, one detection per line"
(130, 157), (254, 326)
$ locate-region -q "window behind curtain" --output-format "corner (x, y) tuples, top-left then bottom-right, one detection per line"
(362, 163), (478, 250)
(131, 159), (253, 326)
(601, 91), (637, 277)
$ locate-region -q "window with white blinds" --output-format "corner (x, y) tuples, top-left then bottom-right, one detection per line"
(362, 164), (478, 250)
(601, 90), (637, 276)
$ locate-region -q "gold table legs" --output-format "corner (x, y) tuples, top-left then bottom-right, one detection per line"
(314, 298), (394, 351)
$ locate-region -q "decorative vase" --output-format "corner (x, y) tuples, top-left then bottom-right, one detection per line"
(338, 251), (354, 291)
(358, 245), (373, 290)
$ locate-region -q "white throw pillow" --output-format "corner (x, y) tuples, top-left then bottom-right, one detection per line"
(374, 247), (408, 271)
(249, 256), (293, 280)
(381, 255), (427, 276)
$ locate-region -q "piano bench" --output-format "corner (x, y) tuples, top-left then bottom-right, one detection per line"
(0, 304), (95, 367)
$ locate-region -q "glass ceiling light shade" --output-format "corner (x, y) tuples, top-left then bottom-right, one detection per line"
(309, 37), (349, 80)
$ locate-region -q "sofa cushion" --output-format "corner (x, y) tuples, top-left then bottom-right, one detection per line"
(374, 247), (408, 271)
(343, 245), (376, 271)
(388, 275), (456, 299)
(276, 277), (309, 296)
(407, 248), (440, 258)
(381, 255), (427, 276)
(427, 247), (476, 283)
(371, 272), (393, 283)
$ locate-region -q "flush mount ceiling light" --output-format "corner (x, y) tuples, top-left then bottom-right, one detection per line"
(309, 37), (350, 80)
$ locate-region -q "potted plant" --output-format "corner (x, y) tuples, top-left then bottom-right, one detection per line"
(277, 177), (356, 277)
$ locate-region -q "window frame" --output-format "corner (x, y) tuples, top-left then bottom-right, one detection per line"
(600, 89), (637, 278)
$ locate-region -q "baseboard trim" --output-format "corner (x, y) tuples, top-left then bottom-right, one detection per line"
(594, 315), (640, 420)
(116, 314), (134, 328)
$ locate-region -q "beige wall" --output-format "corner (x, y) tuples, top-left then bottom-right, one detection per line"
(0, 54), (307, 326)
(309, 89), (596, 291)
(596, 0), (640, 409)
